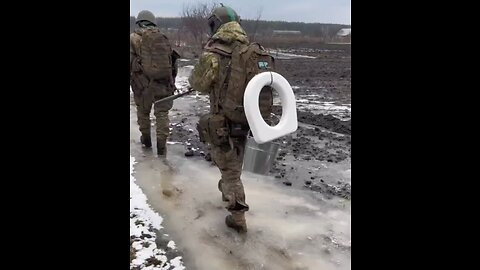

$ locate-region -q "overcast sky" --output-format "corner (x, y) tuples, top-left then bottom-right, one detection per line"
(130, 0), (351, 25)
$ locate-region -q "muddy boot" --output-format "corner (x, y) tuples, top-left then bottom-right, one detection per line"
(140, 134), (152, 148)
(225, 212), (247, 233)
(218, 180), (228, 201)
(157, 139), (166, 157)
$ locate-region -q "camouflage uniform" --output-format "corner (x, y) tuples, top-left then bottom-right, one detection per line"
(130, 26), (177, 154)
(189, 21), (250, 230)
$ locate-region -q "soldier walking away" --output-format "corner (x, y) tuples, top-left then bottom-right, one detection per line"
(190, 4), (275, 233)
(130, 10), (179, 157)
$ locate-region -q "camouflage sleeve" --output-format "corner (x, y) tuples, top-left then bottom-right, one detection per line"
(130, 34), (135, 74)
(188, 52), (219, 94)
(130, 33), (141, 75)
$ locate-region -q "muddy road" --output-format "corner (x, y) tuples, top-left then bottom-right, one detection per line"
(130, 105), (351, 270)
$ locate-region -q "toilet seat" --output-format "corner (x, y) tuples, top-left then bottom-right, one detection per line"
(244, 72), (298, 144)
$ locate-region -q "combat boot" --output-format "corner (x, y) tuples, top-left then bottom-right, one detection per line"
(225, 212), (247, 233)
(140, 134), (152, 148)
(157, 139), (167, 157)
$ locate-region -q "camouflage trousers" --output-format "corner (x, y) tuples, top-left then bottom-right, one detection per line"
(213, 136), (249, 214)
(132, 81), (173, 142)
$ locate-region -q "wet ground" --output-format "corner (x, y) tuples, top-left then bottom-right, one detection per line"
(130, 122), (351, 270)
(169, 45), (351, 200)
(130, 44), (351, 269)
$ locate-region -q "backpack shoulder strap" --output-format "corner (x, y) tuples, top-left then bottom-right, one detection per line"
(203, 40), (234, 114)
(212, 55), (231, 114)
(205, 39), (233, 57)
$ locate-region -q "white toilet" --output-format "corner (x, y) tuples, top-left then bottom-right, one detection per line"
(244, 72), (298, 144)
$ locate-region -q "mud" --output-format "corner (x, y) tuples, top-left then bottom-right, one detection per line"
(274, 44), (351, 105)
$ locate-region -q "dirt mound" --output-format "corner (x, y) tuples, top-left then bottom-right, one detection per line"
(272, 106), (351, 135)
(298, 111), (351, 135)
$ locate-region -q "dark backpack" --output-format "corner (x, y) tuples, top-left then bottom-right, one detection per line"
(212, 42), (275, 125)
(136, 27), (172, 81)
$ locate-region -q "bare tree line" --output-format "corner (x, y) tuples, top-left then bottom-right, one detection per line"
(131, 17), (348, 37)
(130, 1), (349, 47)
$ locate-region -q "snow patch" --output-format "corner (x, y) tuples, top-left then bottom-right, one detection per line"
(130, 156), (186, 270)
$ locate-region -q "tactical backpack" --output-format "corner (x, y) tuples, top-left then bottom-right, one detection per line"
(212, 42), (275, 125)
(136, 27), (173, 81)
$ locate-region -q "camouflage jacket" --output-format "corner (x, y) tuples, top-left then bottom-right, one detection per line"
(188, 22), (249, 97)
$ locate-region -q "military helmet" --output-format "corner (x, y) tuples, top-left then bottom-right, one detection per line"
(208, 4), (240, 35)
(136, 10), (156, 26)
